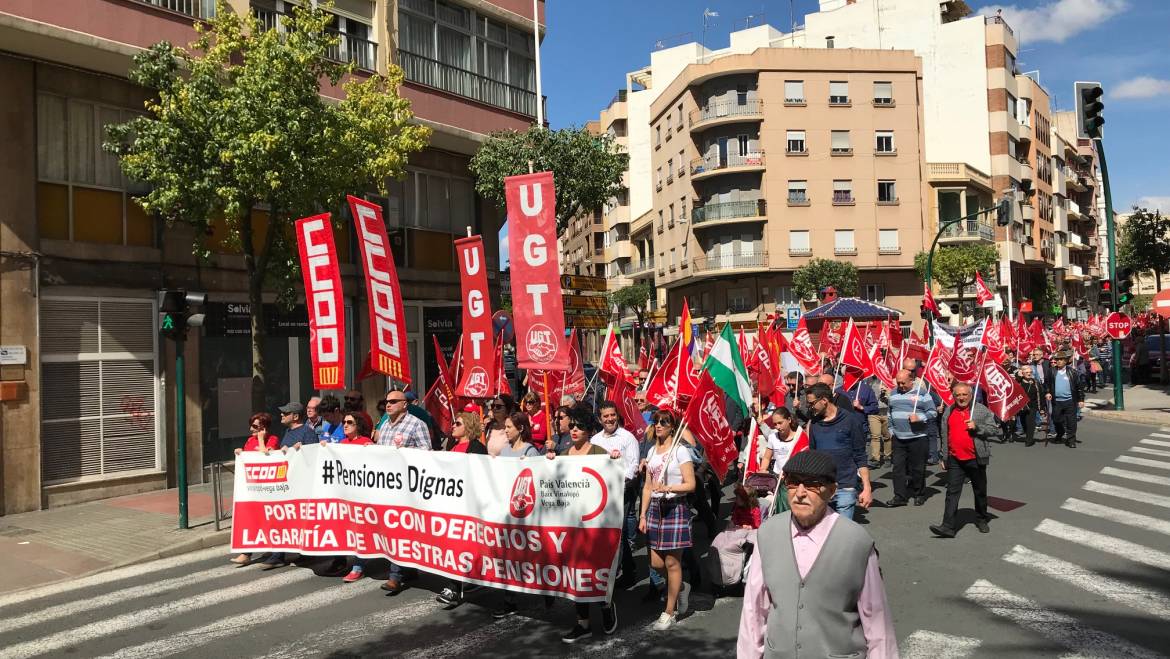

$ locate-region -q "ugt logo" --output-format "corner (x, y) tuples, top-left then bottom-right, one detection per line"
(464, 366), (490, 398)
(508, 467), (537, 518)
(244, 462), (288, 484)
(526, 324), (557, 363)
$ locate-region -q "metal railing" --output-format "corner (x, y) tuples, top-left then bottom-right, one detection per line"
(689, 100), (762, 126)
(728, 300), (756, 313)
(832, 192), (854, 204)
(326, 29), (377, 71)
(136, 0), (216, 18)
(398, 49), (543, 119)
(211, 460), (235, 531)
(939, 219), (995, 241)
(985, 14), (1014, 35)
(692, 199), (764, 224)
(692, 251), (768, 272)
(690, 152), (765, 176)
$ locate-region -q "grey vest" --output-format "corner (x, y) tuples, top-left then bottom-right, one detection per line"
(757, 511), (875, 659)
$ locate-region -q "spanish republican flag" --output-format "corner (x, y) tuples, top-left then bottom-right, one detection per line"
(680, 298), (695, 355)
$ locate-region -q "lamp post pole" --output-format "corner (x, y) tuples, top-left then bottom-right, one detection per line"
(925, 206), (999, 344)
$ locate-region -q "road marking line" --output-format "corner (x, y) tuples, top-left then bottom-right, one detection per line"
(1149, 432), (1170, 439)
(1139, 439), (1170, 448)
(964, 579), (1163, 659)
(99, 579), (383, 659)
(1, 568), (314, 659)
(254, 595), (438, 659)
(1061, 498), (1170, 536)
(901, 630), (982, 658)
(0, 565), (245, 635)
(1084, 480), (1170, 509)
(1036, 519), (1170, 571)
(0, 546), (227, 611)
(1116, 455), (1170, 471)
(1098, 467), (1170, 488)
(1003, 545), (1170, 620)
(1130, 446), (1170, 458)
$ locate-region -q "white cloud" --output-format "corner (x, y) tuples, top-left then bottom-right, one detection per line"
(1134, 196), (1170, 212)
(1113, 76), (1170, 99)
(983, 0), (1128, 43)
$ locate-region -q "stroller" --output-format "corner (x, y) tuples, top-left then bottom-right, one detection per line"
(706, 474), (779, 596)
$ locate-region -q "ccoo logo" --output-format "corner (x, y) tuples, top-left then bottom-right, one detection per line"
(508, 467), (538, 518)
(244, 462), (288, 483)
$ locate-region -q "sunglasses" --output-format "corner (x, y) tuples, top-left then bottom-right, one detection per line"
(653, 418), (673, 427)
(387, 398), (406, 404)
(525, 400), (539, 405)
(490, 403), (505, 409)
(783, 475), (831, 490)
(453, 420), (464, 427)
(250, 423), (263, 430)
(343, 419), (357, 426)
(568, 422), (587, 430)
(344, 397), (360, 402)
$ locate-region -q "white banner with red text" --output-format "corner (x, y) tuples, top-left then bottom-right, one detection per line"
(231, 444), (623, 602)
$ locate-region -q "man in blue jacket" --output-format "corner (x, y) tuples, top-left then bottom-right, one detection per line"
(885, 370), (936, 507)
(805, 383), (873, 520)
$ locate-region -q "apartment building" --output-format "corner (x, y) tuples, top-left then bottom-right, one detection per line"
(1052, 113), (1104, 311)
(0, 0), (544, 513)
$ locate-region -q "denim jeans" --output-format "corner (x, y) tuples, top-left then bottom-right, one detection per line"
(832, 487), (858, 520)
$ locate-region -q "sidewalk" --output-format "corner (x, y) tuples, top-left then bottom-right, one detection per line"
(0, 482), (232, 595)
(1084, 382), (1170, 427)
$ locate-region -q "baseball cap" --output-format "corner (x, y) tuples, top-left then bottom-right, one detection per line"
(405, 391), (418, 402)
(278, 402), (304, 415)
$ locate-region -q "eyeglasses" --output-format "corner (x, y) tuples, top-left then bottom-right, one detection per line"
(525, 400), (539, 406)
(653, 418), (673, 427)
(490, 403), (505, 410)
(783, 474), (831, 491)
(343, 419), (357, 426)
(568, 422), (586, 430)
(250, 423), (263, 430)
(386, 398), (406, 404)
(554, 415), (566, 421)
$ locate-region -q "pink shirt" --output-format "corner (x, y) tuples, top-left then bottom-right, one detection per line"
(736, 511), (899, 659)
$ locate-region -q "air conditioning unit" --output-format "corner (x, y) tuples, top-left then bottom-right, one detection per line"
(1041, 239), (1052, 250)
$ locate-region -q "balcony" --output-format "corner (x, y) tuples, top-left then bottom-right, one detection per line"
(252, 5), (376, 71)
(690, 152), (765, 181)
(692, 252), (769, 274)
(138, 0), (215, 19)
(939, 218), (996, 244)
(689, 100), (763, 132)
(691, 200), (766, 227)
(398, 49), (544, 119)
(727, 300), (757, 314)
(1066, 232), (1089, 250)
(927, 162), (993, 191)
(1017, 158), (1034, 184)
(628, 257), (656, 276)
(832, 192), (855, 206)
(1067, 264), (1086, 280)
(1067, 199), (1082, 218)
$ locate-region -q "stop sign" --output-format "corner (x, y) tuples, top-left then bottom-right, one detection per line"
(1153, 288), (1170, 320)
(1106, 312), (1133, 339)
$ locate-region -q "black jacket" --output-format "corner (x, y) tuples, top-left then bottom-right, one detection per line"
(1014, 375), (1043, 411)
(1043, 365), (1084, 403)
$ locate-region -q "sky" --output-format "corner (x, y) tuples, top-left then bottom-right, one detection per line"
(537, 0), (1170, 213)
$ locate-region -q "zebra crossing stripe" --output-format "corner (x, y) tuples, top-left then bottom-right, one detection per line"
(254, 595), (438, 659)
(1003, 545), (1170, 620)
(1061, 498), (1170, 536)
(1129, 446), (1170, 459)
(1083, 480), (1170, 509)
(1098, 467), (1170, 488)
(1149, 432), (1170, 439)
(1115, 455), (1170, 471)
(964, 580), (1163, 659)
(900, 630), (982, 658)
(1035, 519), (1170, 571)
(2, 568), (314, 659)
(1139, 439), (1170, 448)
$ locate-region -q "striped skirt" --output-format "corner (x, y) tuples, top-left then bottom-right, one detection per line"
(646, 496), (693, 551)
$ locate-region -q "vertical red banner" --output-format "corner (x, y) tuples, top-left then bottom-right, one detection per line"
(295, 213), (346, 389)
(454, 236), (495, 398)
(505, 172), (569, 371)
(348, 195), (411, 384)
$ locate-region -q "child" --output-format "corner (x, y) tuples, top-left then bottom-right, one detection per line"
(730, 484), (762, 530)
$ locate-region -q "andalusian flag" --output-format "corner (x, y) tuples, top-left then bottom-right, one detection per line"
(703, 323), (752, 417)
(680, 298), (695, 355)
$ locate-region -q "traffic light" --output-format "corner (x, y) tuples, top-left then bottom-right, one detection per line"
(158, 290), (207, 340)
(1075, 81), (1104, 139)
(995, 196), (1012, 227)
(1098, 279), (1112, 307)
(1116, 267), (1134, 306)
(919, 302), (933, 322)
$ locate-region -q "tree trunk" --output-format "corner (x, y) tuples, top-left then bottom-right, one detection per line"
(240, 202), (280, 413)
(956, 280), (968, 324)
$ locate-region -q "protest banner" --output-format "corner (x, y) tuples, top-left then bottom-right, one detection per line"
(349, 195), (411, 383)
(506, 172), (568, 370)
(231, 444), (623, 602)
(295, 213), (345, 389)
(454, 236), (494, 398)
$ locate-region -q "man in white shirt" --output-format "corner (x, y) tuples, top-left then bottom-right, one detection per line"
(591, 401), (641, 589)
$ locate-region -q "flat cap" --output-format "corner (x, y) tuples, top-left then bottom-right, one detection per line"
(783, 450), (838, 482)
(278, 401), (304, 415)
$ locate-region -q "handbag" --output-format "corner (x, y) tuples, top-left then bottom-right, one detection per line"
(1090, 360), (1102, 374)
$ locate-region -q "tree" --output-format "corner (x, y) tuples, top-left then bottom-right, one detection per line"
(105, 1), (430, 410)
(1118, 206), (1170, 292)
(792, 258), (858, 301)
(609, 283), (652, 344)
(914, 243), (999, 310)
(470, 126), (629, 234)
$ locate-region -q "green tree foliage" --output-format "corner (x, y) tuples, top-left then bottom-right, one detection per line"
(1118, 206), (1170, 290)
(105, 0), (429, 407)
(792, 258), (858, 301)
(914, 243), (999, 306)
(470, 126), (629, 234)
(609, 283), (651, 345)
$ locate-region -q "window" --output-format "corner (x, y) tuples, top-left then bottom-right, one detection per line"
(834, 230), (856, 254)
(879, 229), (900, 253)
(668, 203), (675, 227)
(36, 94), (153, 247)
(657, 210), (664, 233)
(873, 81), (893, 104)
(861, 283), (886, 303)
(784, 80), (805, 103)
(655, 125), (661, 147)
(1008, 137), (1018, 159)
(677, 103), (684, 130)
(678, 150), (686, 176)
(786, 130), (806, 154)
(727, 287), (751, 312)
(737, 134), (750, 156)
(670, 248), (677, 270)
(774, 285), (801, 304)
(1006, 93), (1018, 123)
(788, 180), (808, 204)
(938, 189), (962, 222)
(878, 180), (898, 203)
(826, 35), (835, 49)
(1006, 49), (1017, 73)
(679, 196), (688, 222)
(736, 84), (748, 106)
(829, 81), (849, 104)
(790, 229), (809, 255)
(831, 130), (851, 154)
(833, 180), (853, 204)
(656, 167), (662, 190)
(875, 130), (895, 153)
(666, 159), (674, 182)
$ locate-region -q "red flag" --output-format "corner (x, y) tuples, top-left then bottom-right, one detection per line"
(1000, 316), (1016, 346)
(872, 346), (897, 390)
(924, 342), (956, 406)
(645, 339), (698, 410)
(564, 328), (586, 397)
(1029, 318), (1048, 355)
(980, 316), (1006, 364)
(703, 331), (715, 360)
(978, 358), (1029, 422)
(349, 196), (410, 383)
(839, 319), (874, 376)
(494, 337), (511, 397)
(638, 344), (650, 371)
(505, 172), (568, 370)
(819, 320), (845, 356)
(923, 282), (940, 314)
(1071, 331), (1088, 357)
(423, 377), (455, 437)
(294, 213), (345, 390)
(974, 271), (994, 306)
(454, 236), (495, 398)
(610, 375), (648, 440)
(750, 332), (776, 398)
(789, 316), (822, 376)
(683, 371), (740, 481)
(598, 325), (629, 383)
(432, 335), (463, 415)
(744, 420), (762, 475)
(737, 328), (749, 362)
(1052, 317), (1065, 336)
(947, 343), (982, 385)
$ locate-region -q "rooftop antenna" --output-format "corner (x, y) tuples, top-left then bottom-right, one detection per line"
(702, 8), (719, 62)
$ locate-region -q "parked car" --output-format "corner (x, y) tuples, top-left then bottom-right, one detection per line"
(1142, 333), (1169, 381)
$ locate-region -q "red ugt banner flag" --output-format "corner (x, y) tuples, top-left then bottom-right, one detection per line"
(924, 342), (955, 406)
(295, 214), (345, 390)
(683, 371), (740, 481)
(349, 195), (411, 383)
(454, 236), (495, 398)
(947, 344), (982, 385)
(506, 172), (568, 370)
(978, 358), (1029, 421)
(790, 317), (822, 376)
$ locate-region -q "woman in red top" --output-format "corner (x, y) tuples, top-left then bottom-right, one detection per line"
(231, 413), (277, 565)
(521, 393), (547, 446)
(448, 412), (485, 454)
(339, 413), (373, 446)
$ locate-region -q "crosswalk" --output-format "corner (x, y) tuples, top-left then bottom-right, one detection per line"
(903, 425), (1170, 658)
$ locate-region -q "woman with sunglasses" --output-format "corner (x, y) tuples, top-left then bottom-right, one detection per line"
(448, 412), (486, 454)
(339, 413), (374, 445)
(482, 394), (515, 456)
(545, 405), (573, 453)
(639, 409), (696, 630)
(520, 392), (547, 447)
(230, 413), (278, 565)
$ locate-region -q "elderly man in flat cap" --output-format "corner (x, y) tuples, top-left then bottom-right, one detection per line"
(1046, 351), (1084, 448)
(737, 450), (897, 659)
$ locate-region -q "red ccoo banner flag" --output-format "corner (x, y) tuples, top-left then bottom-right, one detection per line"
(295, 213), (345, 389)
(454, 236), (495, 398)
(348, 195), (411, 384)
(506, 172), (569, 371)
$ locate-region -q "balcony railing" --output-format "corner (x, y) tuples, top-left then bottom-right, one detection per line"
(398, 49), (544, 119)
(985, 14), (1014, 35)
(692, 199), (765, 224)
(628, 257), (655, 274)
(689, 100), (763, 126)
(326, 29), (377, 71)
(690, 152), (765, 176)
(939, 219), (995, 241)
(137, 0), (216, 18)
(832, 192), (855, 205)
(692, 252), (768, 272)
(728, 300), (756, 313)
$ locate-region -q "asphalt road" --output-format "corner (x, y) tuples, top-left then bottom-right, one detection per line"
(1, 417), (1168, 658)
